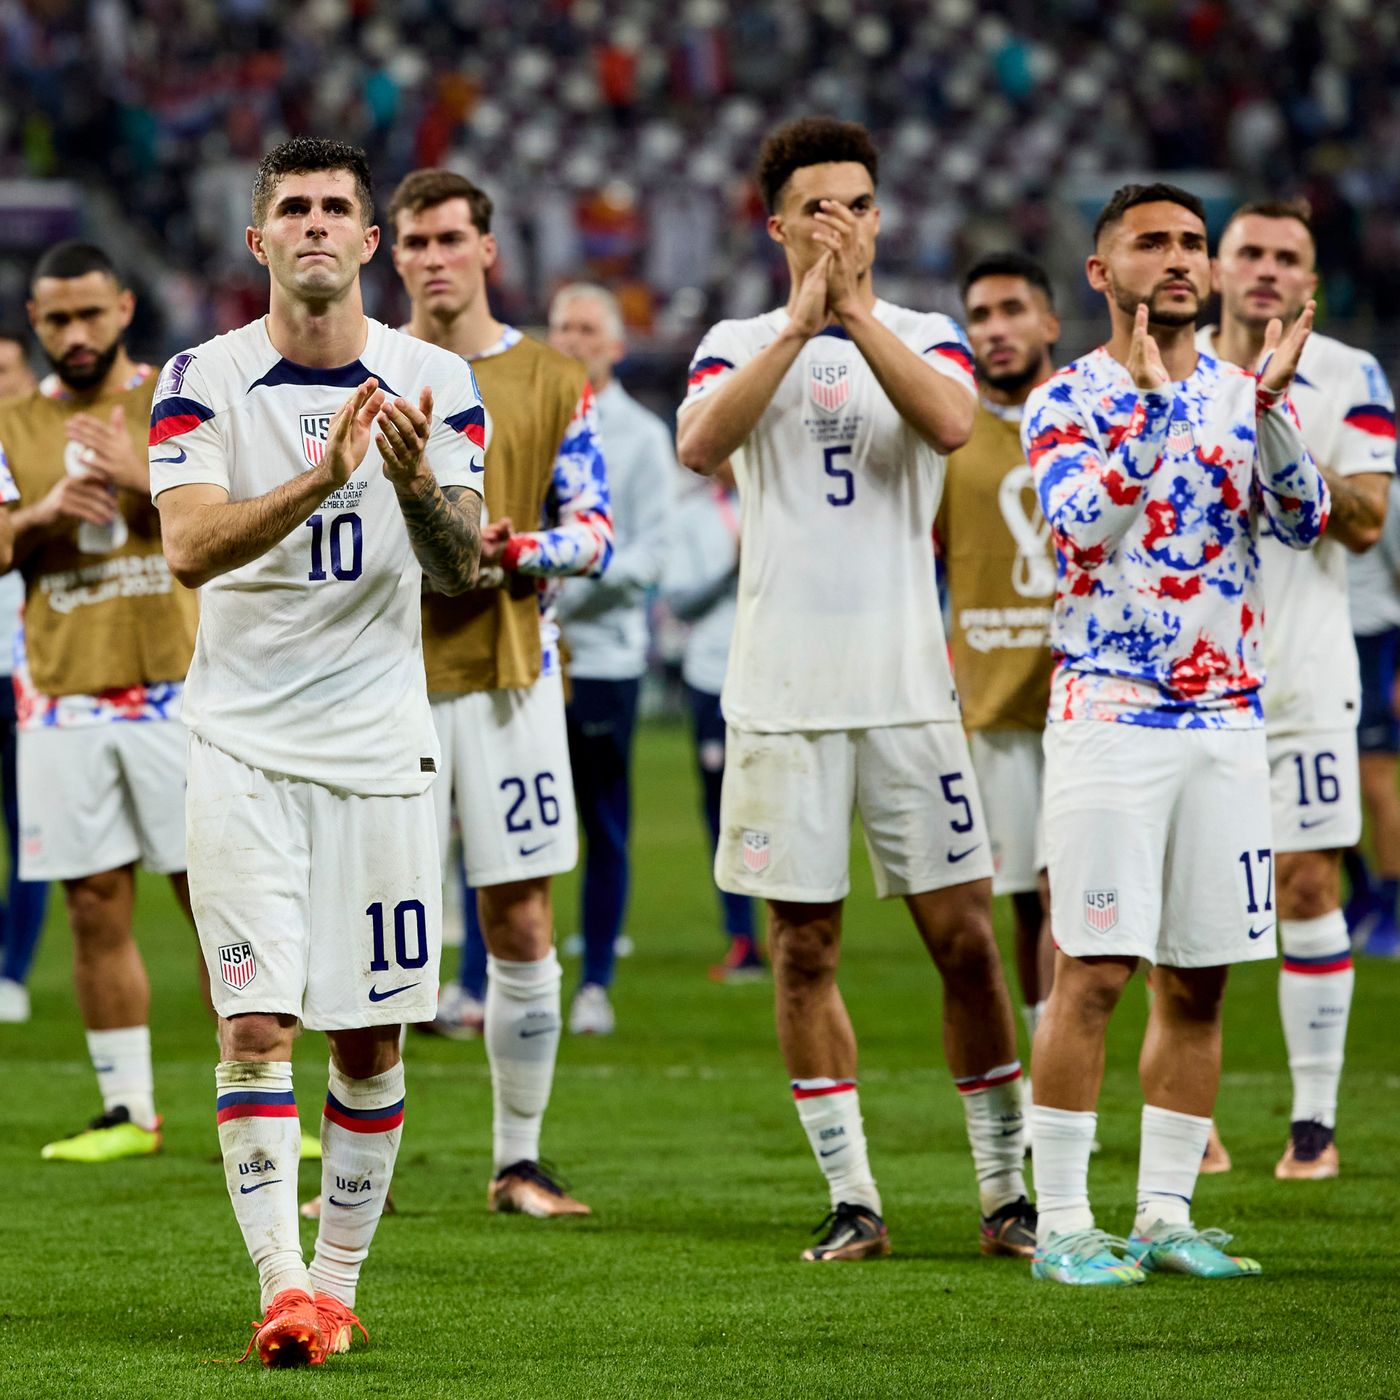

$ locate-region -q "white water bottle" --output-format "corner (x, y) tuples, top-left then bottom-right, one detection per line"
(63, 440), (128, 554)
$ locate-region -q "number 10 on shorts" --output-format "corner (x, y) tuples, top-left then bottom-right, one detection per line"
(367, 899), (429, 971)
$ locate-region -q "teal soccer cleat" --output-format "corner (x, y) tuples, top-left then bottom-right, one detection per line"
(1126, 1223), (1262, 1278)
(1031, 1229), (1148, 1286)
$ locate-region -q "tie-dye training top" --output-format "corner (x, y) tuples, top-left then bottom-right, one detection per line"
(1022, 346), (1329, 729)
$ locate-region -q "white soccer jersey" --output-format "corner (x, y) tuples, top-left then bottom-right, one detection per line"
(149, 317), (486, 795)
(678, 302), (976, 731)
(1198, 327), (1396, 733)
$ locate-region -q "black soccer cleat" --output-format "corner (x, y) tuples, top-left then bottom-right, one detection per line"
(801, 1202), (891, 1262)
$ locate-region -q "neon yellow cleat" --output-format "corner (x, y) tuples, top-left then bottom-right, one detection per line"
(41, 1107), (162, 1162)
(300, 1129), (322, 1162)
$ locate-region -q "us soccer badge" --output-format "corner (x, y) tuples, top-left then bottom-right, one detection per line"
(1083, 889), (1119, 933)
(742, 829), (771, 874)
(218, 941), (258, 990)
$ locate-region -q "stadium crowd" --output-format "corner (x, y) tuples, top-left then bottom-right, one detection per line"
(3, 0), (1400, 352)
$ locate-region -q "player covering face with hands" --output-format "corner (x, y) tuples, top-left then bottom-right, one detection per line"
(152, 137), (484, 1367)
(679, 117), (1034, 1265)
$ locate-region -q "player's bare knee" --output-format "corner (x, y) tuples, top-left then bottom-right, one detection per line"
(218, 1012), (298, 1061)
(479, 879), (552, 961)
(1275, 849), (1341, 921)
(328, 1025), (401, 1079)
(768, 910), (840, 984)
(65, 876), (133, 949)
(1151, 966), (1227, 1027)
(1052, 957), (1132, 1027)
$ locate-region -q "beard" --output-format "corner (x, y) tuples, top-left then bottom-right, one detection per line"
(46, 336), (122, 392)
(976, 354), (1044, 396)
(1112, 284), (1200, 328)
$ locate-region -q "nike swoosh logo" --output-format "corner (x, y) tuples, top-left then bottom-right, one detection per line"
(239, 1179), (282, 1194)
(1248, 924), (1274, 940)
(328, 1195), (374, 1208)
(368, 982), (421, 1002)
(1299, 817), (1333, 829)
(152, 448), (187, 464)
(518, 841), (554, 857)
(818, 1145), (848, 1158)
(519, 1025), (557, 1038)
(998, 1128), (1021, 1138)
(949, 845), (982, 863)
(93, 1063), (115, 1073)
(1308, 1021), (1342, 1030)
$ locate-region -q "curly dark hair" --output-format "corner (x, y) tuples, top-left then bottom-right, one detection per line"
(251, 137), (374, 227)
(755, 116), (879, 213)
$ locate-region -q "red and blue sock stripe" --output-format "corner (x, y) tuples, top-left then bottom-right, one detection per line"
(1282, 950), (1353, 976)
(791, 1078), (856, 1101)
(216, 1089), (297, 1124)
(954, 1061), (1023, 1095)
(324, 1091), (405, 1134)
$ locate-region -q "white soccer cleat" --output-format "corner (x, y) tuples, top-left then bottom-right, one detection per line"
(415, 983), (485, 1041)
(568, 983), (615, 1036)
(0, 978), (29, 1023)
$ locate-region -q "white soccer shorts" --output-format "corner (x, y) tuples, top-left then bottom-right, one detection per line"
(968, 727), (1045, 896)
(716, 721), (994, 903)
(17, 719), (188, 881)
(1266, 728), (1362, 854)
(186, 735), (441, 1031)
(430, 670), (579, 888)
(1043, 720), (1276, 968)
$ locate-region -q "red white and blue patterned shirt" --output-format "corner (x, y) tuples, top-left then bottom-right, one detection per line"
(1024, 346), (1329, 729)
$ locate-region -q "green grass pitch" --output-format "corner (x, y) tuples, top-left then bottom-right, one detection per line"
(1, 720), (1396, 1398)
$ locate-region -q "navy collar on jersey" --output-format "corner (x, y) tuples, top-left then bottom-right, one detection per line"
(248, 358), (400, 397)
(814, 324), (850, 340)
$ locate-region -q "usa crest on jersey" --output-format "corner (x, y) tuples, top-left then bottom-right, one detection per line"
(809, 362), (851, 414)
(219, 941), (257, 989)
(1083, 889), (1118, 933)
(742, 829), (771, 873)
(301, 413), (332, 468)
(1165, 413), (1195, 455)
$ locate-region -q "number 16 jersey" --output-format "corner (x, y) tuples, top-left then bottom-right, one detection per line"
(678, 301), (975, 732)
(149, 317), (486, 796)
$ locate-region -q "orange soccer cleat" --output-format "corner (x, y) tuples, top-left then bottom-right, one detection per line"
(315, 1292), (368, 1356)
(232, 1288), (326, 1368)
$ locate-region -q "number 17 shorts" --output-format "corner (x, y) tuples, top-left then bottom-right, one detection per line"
(1043, 720), (1277, 968)
(186, 734), (442, 1031)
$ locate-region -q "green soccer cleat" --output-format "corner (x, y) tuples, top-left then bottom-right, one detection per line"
(1031, 1229), (1148, 1285)
(1126, 1223), (1261, 1279)
(300, 1128), (322, 1162)
(41, 1107), (162, 1163)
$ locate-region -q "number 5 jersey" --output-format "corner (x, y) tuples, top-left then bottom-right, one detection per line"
(678, 302), (976, 733)
(148, 317), (485, 795)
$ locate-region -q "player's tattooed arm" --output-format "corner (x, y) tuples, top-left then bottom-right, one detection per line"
(1320, 469), (1388, 552)
(397, 480), (482, 595)
(375, 386), (482, 594)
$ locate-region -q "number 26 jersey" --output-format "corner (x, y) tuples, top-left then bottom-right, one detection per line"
(679, 302), (975, 732)
(149, 317), (485, 795)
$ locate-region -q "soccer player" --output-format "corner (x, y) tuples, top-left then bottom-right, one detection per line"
(938, 251), (1059, 1050)
(1, 244), (196, 1159)
(152, 138), (484, 1366)
(0, 329), (48, 1024)
(1347, 478), (1400, 956)
(1203, 201), (1394, 1179)
(550, 282), (675, 1035)
(1024, 183), (1328, 1285)
(677, 116), (1034, 1263)
(388, 169), (610, 1215)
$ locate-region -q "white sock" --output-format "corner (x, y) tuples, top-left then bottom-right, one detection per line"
(1029, 1105), (1097, 1243)
(86, 1026), (157, 1129)
(1134, 1104), (1210, 1234)
(955, 1062), (1027, 1215)
(1280, 912), (1353, 1129)
(793, 1079), (881, 1215)
(309, 1061), (406, 1309)
(215, 1061), (309, 1310)
(485, 951), (562, 1170)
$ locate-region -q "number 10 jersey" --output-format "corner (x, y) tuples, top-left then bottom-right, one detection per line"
(149, 317), (486, 795)
(679, 301), (976, 732)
